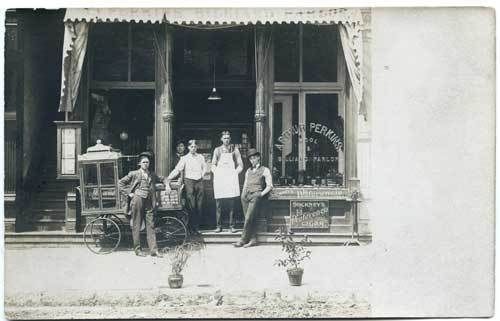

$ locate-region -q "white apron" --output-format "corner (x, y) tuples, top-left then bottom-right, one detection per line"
(213, 152), (240, 199)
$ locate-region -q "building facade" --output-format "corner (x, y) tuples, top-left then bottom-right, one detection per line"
(5, 8), (372, 243)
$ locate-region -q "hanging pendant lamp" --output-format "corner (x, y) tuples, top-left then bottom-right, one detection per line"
(208, 55), (222, 101)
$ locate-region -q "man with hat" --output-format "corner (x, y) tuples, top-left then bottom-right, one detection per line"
(234, 148), (273, 248)
(165, 139), (207, 235)
(119, 151), (165, 256)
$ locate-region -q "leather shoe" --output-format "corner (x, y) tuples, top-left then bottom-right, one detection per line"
(243, 240), (258, 248)
(134, 246), (144, 256)
(233, 241), (245, 247)
(190, 230), (201, 236)
(230, 227), (237, 233)
(214, 227), (222, 233)
(150, 250), (161, 257)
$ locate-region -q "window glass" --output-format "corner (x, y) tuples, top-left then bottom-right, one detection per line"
(100, 162), (116, 185)
(272, 94), (299, 185)
(131, 24), (155, 81)
(177, 30), (211, 80)
(101, 187), (117, 208)
(305, 94), (344, 186)
(84, 186), (100, 210)
(274, 24), (300, 82)
(61, 128), (76, 175)
(302, 25), (338, 82)
(216, 28), (251, 79)
(92, 23), (129, 81)
(83, 164), (98, 186)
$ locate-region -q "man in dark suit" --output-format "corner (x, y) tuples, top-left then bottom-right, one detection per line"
(119, 152), (166, 256)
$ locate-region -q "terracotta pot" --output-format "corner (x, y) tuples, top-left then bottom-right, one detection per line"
(287, 268), (304, 286)
(168, 274), (184, 288)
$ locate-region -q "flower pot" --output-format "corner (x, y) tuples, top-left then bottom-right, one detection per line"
(287, 268), (304, 286)
(168, 274), (184, 288)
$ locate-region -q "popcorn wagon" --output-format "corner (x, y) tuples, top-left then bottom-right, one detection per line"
(78, 140), (188, 254)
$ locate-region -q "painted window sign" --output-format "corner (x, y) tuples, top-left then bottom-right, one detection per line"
(272, 94), (344, 187)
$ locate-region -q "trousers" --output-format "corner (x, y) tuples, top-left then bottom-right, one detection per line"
(240, 191), (262, 243)
(130, 195), (157, 251)
(184, 178), (204, 231)
(215, 198), (236, 228)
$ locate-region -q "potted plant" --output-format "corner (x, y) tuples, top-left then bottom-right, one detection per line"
(274, 228), (312, 286)
(166, 243), (192, 289)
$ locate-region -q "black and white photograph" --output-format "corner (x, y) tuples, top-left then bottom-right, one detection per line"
(2, 4), (495, 319)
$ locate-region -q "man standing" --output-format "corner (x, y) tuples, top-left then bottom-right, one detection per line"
(212, 131), (243, 233)
(118, 152), (165, 256)
(166, 140), (207, 235)
(234, 149), (273, 248)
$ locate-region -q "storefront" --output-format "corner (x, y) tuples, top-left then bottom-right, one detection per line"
(55, 8), (371, 242)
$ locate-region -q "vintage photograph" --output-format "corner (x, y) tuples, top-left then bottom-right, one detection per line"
(3, 5), (495, 319)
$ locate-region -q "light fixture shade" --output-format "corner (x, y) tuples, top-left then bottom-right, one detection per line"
(208, 87), (222, 101)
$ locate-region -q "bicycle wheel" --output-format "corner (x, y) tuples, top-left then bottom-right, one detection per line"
(156, 216), (187, 249)
(84, 216), (121, 254)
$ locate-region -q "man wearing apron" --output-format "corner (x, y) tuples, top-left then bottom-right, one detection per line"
(211, 131), (244, 233)
(234, 148), (273, 248)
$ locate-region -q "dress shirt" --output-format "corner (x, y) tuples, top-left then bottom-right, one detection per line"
(175, 153), (207, 180)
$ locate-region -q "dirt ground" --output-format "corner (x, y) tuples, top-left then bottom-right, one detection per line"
(5, 245), (373, 319)
(5, 289), (370, 319)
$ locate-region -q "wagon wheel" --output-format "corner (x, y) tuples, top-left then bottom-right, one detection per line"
(176, 209), (190, 227)
(84, 216), (121, 254)
(156, 216), (187, 250)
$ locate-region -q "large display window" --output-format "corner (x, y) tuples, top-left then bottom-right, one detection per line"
(272, 93), (344, 187)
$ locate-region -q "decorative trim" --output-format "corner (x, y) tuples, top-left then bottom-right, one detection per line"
(162, 112), (174, 122)
(255, 113), (266, 122)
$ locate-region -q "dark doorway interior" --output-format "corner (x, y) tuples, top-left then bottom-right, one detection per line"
(89, 89), (154, 156)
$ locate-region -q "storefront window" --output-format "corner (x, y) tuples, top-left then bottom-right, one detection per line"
(173, 27), (253, 82)
(272, 93), (344, 187)
(274, 24), (339, 83)
(131, 24), (155, 81)
(92, 23), (129, 81)
(302, 25), (338, 82)
(305, 94), (344, 185)
(274, 24), (300, 82)
(92, 23), (156, 82)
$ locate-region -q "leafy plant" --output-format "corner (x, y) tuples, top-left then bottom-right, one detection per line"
(274, 228), (312, 270)
(167, 242), (202, 275)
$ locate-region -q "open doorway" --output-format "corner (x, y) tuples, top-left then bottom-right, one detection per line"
(89, 89), (155, 156)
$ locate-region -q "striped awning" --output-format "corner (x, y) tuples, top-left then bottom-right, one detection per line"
(64, 7), (363, 25)
(59, 8), (364, 116)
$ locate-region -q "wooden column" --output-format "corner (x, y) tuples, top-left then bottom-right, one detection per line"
(255, 26), (273, 166)
(254, 26), (274, 233)
(155, 24), (174, 177)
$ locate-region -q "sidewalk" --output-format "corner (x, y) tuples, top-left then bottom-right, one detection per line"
(5, 244), (373, 319)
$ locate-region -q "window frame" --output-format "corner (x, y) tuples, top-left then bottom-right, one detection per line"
(55, 121), (83, 180)
(89, 23), (157, 89)
(270, 23), (347, 186)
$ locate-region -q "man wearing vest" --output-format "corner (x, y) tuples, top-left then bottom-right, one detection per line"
(118, 152), (165, 256)
(165, 139), (207, 236)
(234, 148), (273, 248)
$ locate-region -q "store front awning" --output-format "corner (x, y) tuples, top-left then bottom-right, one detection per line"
(59, 7), (364, 117)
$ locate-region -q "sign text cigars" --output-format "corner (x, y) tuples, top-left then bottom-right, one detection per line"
(290, 200), (330, 229)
